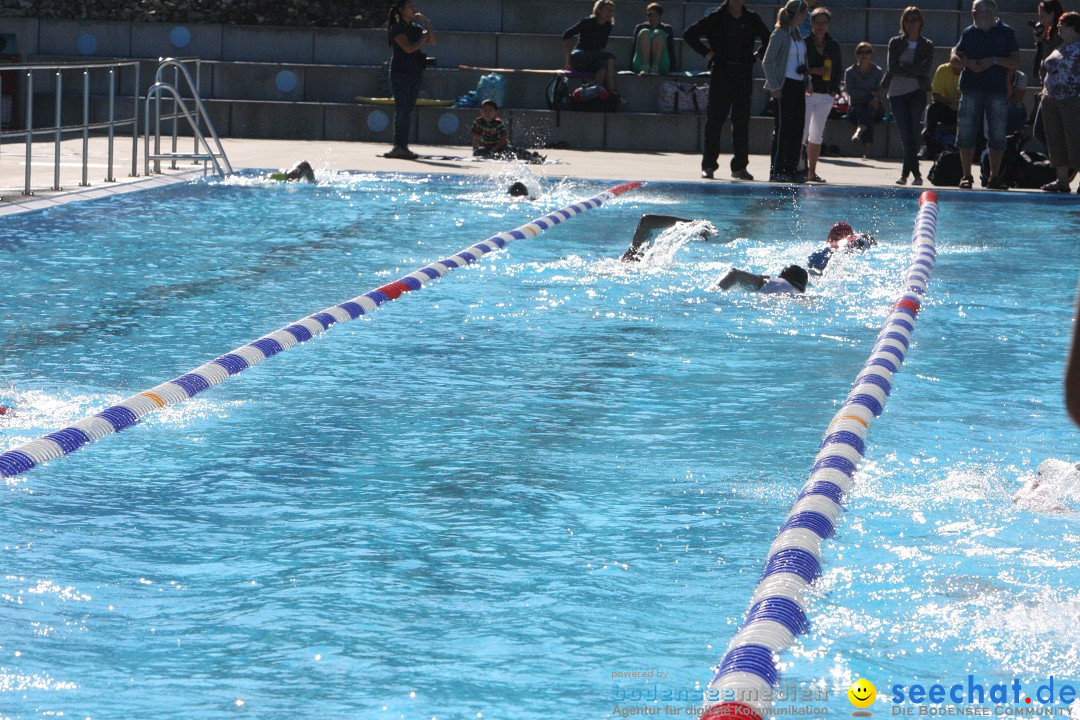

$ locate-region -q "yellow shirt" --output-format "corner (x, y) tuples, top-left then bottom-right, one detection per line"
(930, 63), (961, 101)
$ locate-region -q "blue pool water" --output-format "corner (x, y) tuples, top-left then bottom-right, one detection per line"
(1, 172), (1078, 719)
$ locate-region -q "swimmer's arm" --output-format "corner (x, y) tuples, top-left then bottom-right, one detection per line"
(621, 215), (684, 261)
(712, 269), (765, 292)
(1066, 285), (1080, 427)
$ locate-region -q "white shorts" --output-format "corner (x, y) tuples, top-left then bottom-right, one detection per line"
(803, 91), (835, 146)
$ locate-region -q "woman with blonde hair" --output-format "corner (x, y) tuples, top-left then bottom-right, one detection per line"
(882, 6), (934, 185)
(761, 0), (810, 181)
(803, 7), (842, 182)
(563, 0), (618, 93)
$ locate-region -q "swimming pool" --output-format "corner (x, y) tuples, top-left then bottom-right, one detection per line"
(1, 173), (1077, 719)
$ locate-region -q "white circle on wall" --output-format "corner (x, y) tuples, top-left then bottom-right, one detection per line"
(275, 70), (298, 93)
(76, 34), (98, 55)
(437, 112), (460, 135)
(367, 110), (389, 133)
(170, 26), (192, 48)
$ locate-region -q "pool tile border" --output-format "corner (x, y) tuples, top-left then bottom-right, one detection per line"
(0, 169), (206, 217)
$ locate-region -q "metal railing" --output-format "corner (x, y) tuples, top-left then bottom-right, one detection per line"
(144, 57), (232, 177)
(0, 59), (141, 198)
(0, 56), (230, 200)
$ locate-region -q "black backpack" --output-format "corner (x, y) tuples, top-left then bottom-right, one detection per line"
(546, 74), (571, 111)
(928, 150), (963, 187)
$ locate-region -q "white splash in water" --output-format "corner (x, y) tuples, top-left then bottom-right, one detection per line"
(1014, 459), (1080, 514)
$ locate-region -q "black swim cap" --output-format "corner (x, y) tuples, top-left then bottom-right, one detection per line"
(778, 265), (809, 293)
(508, 182), (530, 197)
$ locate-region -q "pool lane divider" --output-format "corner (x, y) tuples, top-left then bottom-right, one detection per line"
(0, 181), (643, 479)
(701, 191), (940, 720)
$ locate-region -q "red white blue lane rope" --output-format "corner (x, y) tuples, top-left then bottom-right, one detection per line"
(701, 191), (940, 720)
(0, 181), (643, 479)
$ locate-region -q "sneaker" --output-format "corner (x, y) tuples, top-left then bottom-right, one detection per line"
(731, 169), (754, 181)
(912, 176), (923, 186)
(1041, 180), (1069, 192)
(701, 169), (715, 179)
(896, 175), (908, 186)
(985, 177), (1010, 190)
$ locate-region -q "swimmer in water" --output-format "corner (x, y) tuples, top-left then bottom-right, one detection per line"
(807, 221), (875, 275)
(712, 264), (809, 294)
(268, 160), (316, 183)
(0, 404), (13, 417)
(620, 214), (717, 261)
(507, 181), (535, 200)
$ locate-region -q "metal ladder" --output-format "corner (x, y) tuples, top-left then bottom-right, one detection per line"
(144, 58), (233, 177)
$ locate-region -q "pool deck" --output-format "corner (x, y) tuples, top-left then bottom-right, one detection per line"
(0, 135), (1055, 215)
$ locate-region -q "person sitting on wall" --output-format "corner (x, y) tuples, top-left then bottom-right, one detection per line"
(920, 60), (963, 159)
(806, 221), (876, 274)
(267, 160), (316, 182)
(711, 264), (810, 294)
(631, 2), (677, 75)
(620, 214), (718, 261)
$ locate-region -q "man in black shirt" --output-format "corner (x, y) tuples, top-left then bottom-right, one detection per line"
(684, 0), (771, 180)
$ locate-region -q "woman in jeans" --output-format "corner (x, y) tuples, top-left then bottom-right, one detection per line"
(762, 0), (810, 182)
(882, 6), (934, 185)
(803, 7), (843, 183)
(386, 0), (436, 160)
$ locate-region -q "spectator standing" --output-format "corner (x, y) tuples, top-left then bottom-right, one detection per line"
(1033, 0), (1065, 78)
(564, 1), (618, 94)
(386, 0), (436, 160)
(844, 42), (886, 157)
(632, 3), (677, 75)
(684, 0), (771, 180)
(1037, 11), (1080, 193)
(920, 60), (962, 158)
(1032, 0), (1064, 143)
(762, 0), (811, 182)
(883, 6), (934, 185)
(950, 0), (1020, 190)
(803, 7), (842, 183)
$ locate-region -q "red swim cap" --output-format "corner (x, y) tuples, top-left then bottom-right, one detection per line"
(828, 221), (854, 241)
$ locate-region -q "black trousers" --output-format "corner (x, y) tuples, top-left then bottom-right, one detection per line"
(702, 64), (754, 173)
(921, 101), (958, 147)
(770, 78), (806, 177)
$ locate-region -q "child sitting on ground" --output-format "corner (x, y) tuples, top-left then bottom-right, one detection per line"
(470, 100), (546, 163)
(471, 100), (510, 157)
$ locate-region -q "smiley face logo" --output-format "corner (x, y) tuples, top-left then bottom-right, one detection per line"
(848, 678), (877, 712)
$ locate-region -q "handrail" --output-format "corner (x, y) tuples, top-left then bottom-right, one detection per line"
(147, 57), (232, 176)
(0, 59), (142, 197)
(143, 81), (225, 176)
